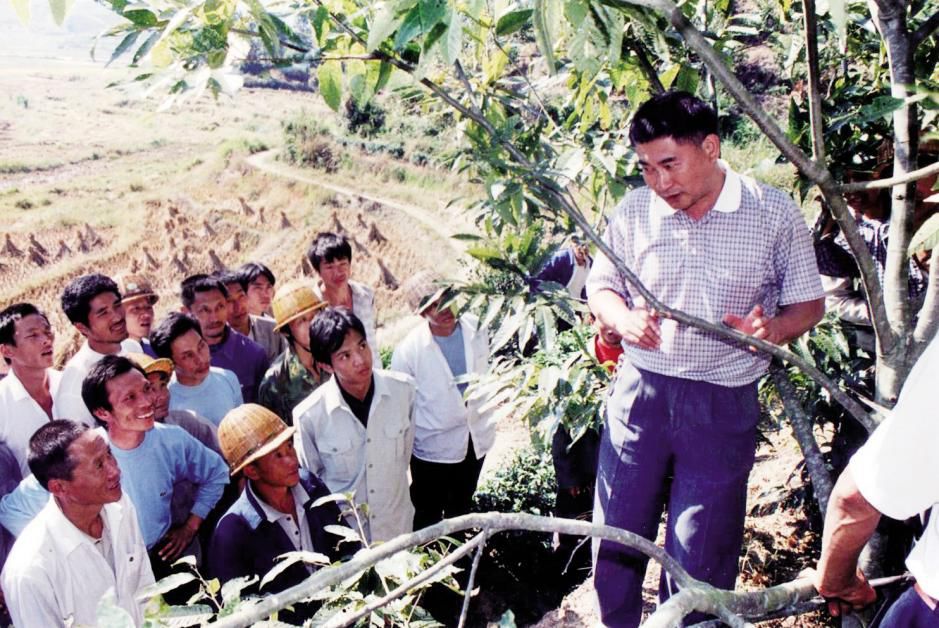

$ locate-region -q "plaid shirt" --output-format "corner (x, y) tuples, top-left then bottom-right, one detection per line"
(587, 163), (824, 387)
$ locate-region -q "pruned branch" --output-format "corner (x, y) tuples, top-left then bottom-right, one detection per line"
(770, 364), (834, 516)
(802, 0), (828, 164)
(912, 11), (939, 46)
(841, 160), (939, 192)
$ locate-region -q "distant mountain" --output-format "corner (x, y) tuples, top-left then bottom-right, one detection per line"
(0, 0), (122, 61)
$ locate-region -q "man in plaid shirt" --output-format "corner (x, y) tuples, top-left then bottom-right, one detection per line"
(587, 91), (824, 626)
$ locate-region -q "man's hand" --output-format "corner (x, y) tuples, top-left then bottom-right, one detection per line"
(812, 567), (877, 617)
(722, 305), (785, 346)
(616, 307), (661, 350)
(157, 522), (199, 562)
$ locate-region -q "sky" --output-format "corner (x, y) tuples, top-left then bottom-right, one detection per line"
(0, 0), (121, 61)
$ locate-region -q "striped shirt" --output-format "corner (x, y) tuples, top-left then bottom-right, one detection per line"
(586, 162), (823, 387)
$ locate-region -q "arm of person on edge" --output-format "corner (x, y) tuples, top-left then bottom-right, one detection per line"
(722, 298), (824, 346)
(813, 466), (880, 616)
(588, 288), (661, 350)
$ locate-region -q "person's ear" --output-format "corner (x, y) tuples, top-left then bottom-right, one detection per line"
(702, 134), (721, 160)
(93, 407), (114, 426)
(0, 343), (15, 361)
(47, 477), (68, 499)
(180, 306), (190, 314)
(320, 362), (334, 375)
(74, 322), (92, 339)
(242, 464), (260, 482)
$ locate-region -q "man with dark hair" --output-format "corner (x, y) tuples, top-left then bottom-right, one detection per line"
(210, 404), (348, 621)
(218, 269), (285, 363)
(587, 90), (825, 626)
(258, 280), (328, 424)
(293, 307), (416, 543)
(1, 421), (153, 626)
(0, 304), (62, 476)
(236, 261), (277, 317)
(56, 273), (143, 426)
(151, 313), (242, 426)
(306, 232), (381, 366)
(391, 271), (495, 529)
(181, 274), (269, 403)
(82, 355), (228, 583)
(115, 273), (160, 357)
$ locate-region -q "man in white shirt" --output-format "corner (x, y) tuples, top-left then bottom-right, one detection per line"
(814, 336), (939, 626)
(391, 272), (494, 529)
(0, 304), (61, 476)
(1, 420), (153, 627)
(294, 307), (416, 543)
(56, 274), (143, 426)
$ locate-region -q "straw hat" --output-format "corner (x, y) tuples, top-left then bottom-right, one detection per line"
(116, 273), (159, 305)
(402, 270), (448, 314)
(218, 404), (296, 475)
(272, 279), (326, 331)
(125, 352), (173, 378)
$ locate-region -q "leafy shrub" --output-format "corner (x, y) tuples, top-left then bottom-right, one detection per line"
(282, 115), (340, 172)
(344, 98), (386, 137)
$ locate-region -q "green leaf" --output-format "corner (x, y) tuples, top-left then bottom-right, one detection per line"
(122, 7), (156, 27)
(374, 60), (393, 93)
(367, 2), (401, 52)
(495, 8), (532, 36)
(136, 572), (197, 600)
(443, 9), (463, 64)
(325, 524), (361, 544)
(49, 0), (74, 26)
(318, 60), (343, 111)
(909, 213), (939, 255)
(11, 0), (29, 24)
(828, 0), (847, 48)
(394, 0), (447, 50)
(313, 5), (331, 47)
(260, 551), (330, 588)
(107, 31), (139, 66)
(532, 0), (557, 74)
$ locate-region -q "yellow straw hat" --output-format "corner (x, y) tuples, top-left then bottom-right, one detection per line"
(402, 270), (448, 314)
(125, 352), (173, 378)
(218, 404), (296, 475)
(272, 279), (327, 331)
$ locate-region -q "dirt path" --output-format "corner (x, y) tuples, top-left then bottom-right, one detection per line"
(245, 150), (468, 256)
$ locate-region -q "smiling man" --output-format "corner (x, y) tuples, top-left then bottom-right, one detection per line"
(81, 355), (228, 586)
(586, 91), (825, 626)
(293, 307), (416, 543)
(56, 274), (143, 427)
(181, 274), (269, 403)
(391, 271), (495, 529)
(1, 421), (153, 627)
(0, 304), (61, 476)
(150, 313), (242, 426)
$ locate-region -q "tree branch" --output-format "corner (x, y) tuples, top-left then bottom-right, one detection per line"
(457, 530), (487, 628)
(802, 0), (828, 165)
(324, 532), (488, 628)
(840, 160), (939, 192)
(911, 11), (939, 46)
(770, 364), (834, 517)
(913, 249), (939, 345)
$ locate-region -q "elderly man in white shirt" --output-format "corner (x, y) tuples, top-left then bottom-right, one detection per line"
(391, 271), (495, 530)
(0, 304), (62, 476)
(56, 274), (143, 427)
(1, 420), (153, 627)
(293, 307), (416, 544)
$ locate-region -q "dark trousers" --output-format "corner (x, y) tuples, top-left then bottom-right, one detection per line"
(410, 442), (485, 531)
(877, 586), (939, 628)
(593, 364), (760, 627)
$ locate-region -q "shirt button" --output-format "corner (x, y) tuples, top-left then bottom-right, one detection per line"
(366, 438), (371, 443)
(368, 463), (373, 468)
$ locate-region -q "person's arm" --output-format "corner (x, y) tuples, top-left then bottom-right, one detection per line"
(160, 431), (229, 561)
(722, 298), (825, 346)
(814, 466), (880, 616)
(0, 475), (49, 537)
(294, 410), (325, 478)
(822, 275), (872, 325)
(3, 571), (65, 628)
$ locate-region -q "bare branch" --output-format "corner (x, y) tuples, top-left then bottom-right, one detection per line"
(770, 365), (834, 516)
(325, 532), (488, 628)
(457, 530), (488, 628)
(911, 11), (939, 46)
(626, 40), (666, 93)
(802, 0), (828, 164)
(913, 250), (939, 345)
(841, 160), (939, 192)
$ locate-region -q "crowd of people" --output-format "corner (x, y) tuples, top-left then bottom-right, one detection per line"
(0, 90), (935, 628)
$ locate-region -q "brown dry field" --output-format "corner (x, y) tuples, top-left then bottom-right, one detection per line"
(0, 58), (471, 367)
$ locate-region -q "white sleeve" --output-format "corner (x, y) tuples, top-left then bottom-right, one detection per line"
(850, 337), (939, 519)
